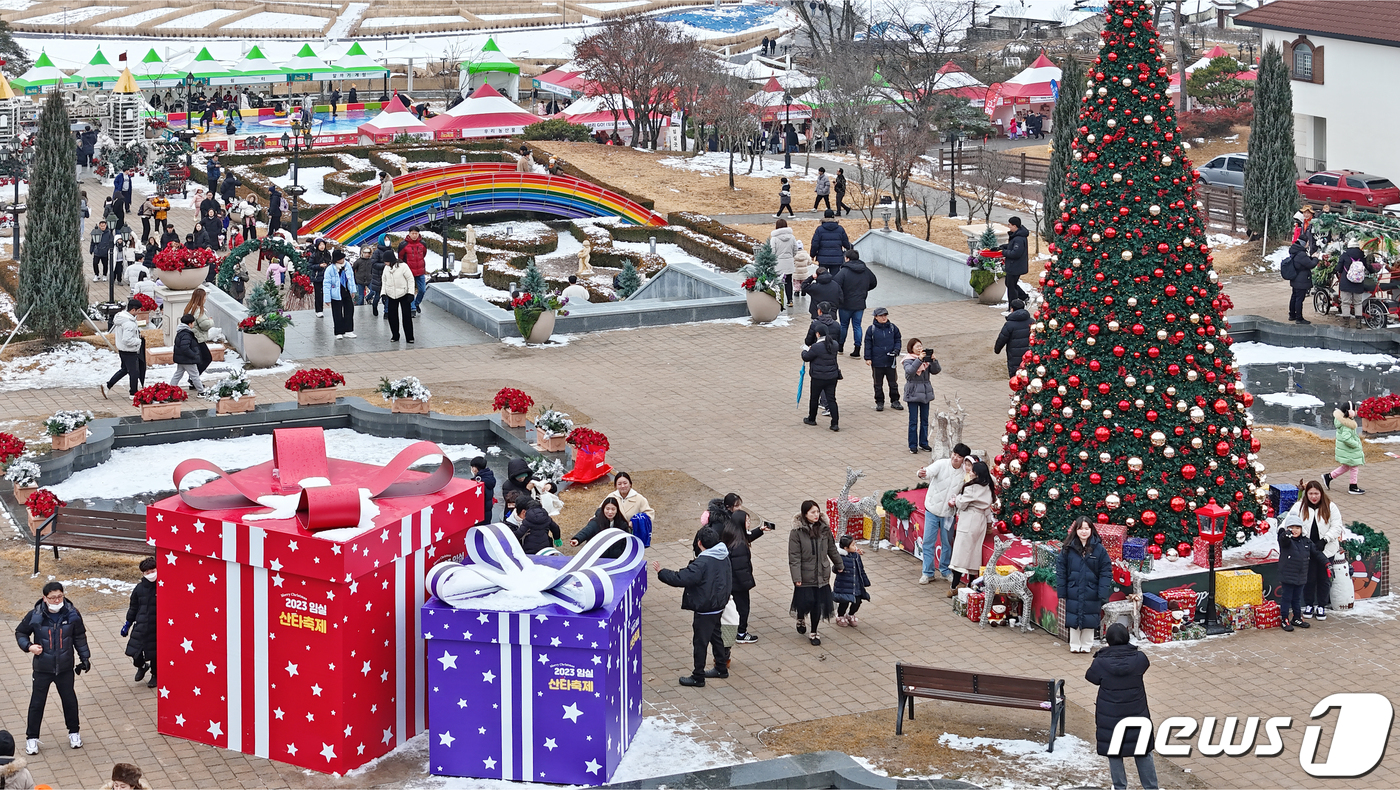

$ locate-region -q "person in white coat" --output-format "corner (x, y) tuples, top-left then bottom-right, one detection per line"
(1288, 480), (1343, 620)
(947, 460), (996, 597)
(101, 300), (146, 398)
(769, 219), (797, 308)
(379, 249), (415, 343)
(916, 443), (968, 584)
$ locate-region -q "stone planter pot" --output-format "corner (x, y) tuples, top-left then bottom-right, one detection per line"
(501, 409), (528, 428)
(133, 310), (152, 324)
(526, 310), (556, 344)
(13, 484), (37, 506)
(391, 398), (431, 414)
(27, 510), (50, 534)
(51, 426), (88, 452)
(140, 402), (184, 421)
(746, 291), (781, 323)
(158, 266), (209, 291)
(1363, 415), (1400, 435)
(537, 434), (567, 453)
(976, 278), (1008, 305)
(217, 395), (257, 414)
(241, 332), (283, 368)
(297, 387), (340, 406)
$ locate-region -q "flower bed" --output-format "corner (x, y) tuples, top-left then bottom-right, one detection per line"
(153, 245), (218, 272)
(0, 432), (25, 465)
(378, 376), (432, 413)
(492, 387), (534, 413)
(567, 427), (610, 453)
(1360, 394), (1400, 434)
(4, 459), (39, 488)
(134, 383), (189, 407)
(45, 410), (93, 451)
(285, 368), (346, 391)
(534, 408), (573, 452)
(26, 488), (64, 525)
(132, 292), (158, 312)
(214, 370), (256, 414)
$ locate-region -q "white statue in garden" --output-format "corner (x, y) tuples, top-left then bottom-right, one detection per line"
(577, 239), (593, 276)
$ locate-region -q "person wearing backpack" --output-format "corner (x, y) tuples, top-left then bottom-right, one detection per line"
(1338, 240), (1380, 324)
(1282, 240), (1316, 324)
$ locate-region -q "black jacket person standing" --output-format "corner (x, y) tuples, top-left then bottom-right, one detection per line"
(1000, 217), (1030, 302)
(122, 557), (159, 688)
(15, 582), (90, 753)
(994, 299), (1033, 378)
(654, 528), (732, 687)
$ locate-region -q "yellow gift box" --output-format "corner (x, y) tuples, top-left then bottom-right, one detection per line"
(1215, 569), (1263, 608)
(863, 516), (873, 540)
(980, 565), (1018, 577)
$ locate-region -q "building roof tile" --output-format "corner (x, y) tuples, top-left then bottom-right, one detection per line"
(1234, 0), (1400, 48)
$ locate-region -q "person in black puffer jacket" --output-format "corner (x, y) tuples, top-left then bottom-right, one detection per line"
(368, 238), (391, 317)
(1278, 514), (1314, 631)
(720, 510), (770, 644)
(804, 302), (838, 346)
(1086, 623), (1158, 790)
(1336, 241), (1381, 324)
(170, 314), (205, 394)
(470, 457), (497, 524)
(1056, 517), (1113, 653)
(999, 217), (1030, 302)
(863, 307), (902, 410)
(801, 267), (843, 319)
(802, 323), (841, 430)
(500, 457), (533, 507)
(655, 528), (732, 687)
(512, 497), (560, 554)
(809, 211), (851, 267)
(570, 496), (632, 559)
(833, 250), (878, 355)
(832, 535), (871, 627)
(1282, 242), (1316, 324)
(123, 557), (158, 689)
(994, 299), (1033, 377)
(15, 582), (90, 751)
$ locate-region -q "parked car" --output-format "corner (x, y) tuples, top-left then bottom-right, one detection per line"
(1296, 170), (1400, 208)
(1195, 153), (1248, 189)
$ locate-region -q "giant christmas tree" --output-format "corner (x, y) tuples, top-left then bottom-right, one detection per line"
(996, 0), (1268, 551)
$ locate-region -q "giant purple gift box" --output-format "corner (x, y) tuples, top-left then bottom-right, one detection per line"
(423, 557), (646, 786)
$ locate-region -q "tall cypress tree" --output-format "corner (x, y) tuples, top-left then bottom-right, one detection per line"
(1243, 44), (1297, 241)
(1042, 56), (1087, 242)
(1000, 0), (1267, 550)
(18, 91), (84, 342)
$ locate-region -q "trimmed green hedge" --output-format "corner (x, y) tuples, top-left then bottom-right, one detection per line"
(667, 211), (760, 254)
(453, 225), (558, 255)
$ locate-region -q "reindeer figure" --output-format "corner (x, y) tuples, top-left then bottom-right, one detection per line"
(1099, 561), (1143, 640)
(836, 467), (882, 541)
(977, 536), (1034, 633)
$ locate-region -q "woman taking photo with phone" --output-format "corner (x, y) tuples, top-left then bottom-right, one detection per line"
(723, 510), (773, 645)
(902, 338), (940, 454)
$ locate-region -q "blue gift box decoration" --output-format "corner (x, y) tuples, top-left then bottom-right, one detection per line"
(1142, 592), (1169, 612)
(1269, 484), (1298, 517)
(1122, 537), (1149, 561)
(422, 525), (646, 786)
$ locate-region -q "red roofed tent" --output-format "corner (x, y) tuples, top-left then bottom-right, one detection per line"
(983, 52), (1061, 128)
(747, 76), (812, 123)
(357, 95), (432, 144)
(427, 84), (541, 140)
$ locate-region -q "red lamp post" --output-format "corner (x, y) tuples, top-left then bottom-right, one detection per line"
(1196, 502), (1231, 635)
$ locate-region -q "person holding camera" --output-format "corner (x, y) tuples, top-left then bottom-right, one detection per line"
(722, 510), (774, 645)
(902, 338), (940, 454)
(15, 582), (90, 754)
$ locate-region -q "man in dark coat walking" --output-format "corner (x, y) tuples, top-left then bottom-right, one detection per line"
(833, 250), (877, 355)
(994, 298), (1033, 377)
(122, 557), (158, 688)
(1086, 623), (1158, 790)
(1282, 241), (1316, 324)
(654, 528), (732, 687)
(863, 307), (902, 411)
(801, 268), (843, 319)
(15, 582), (91, 754)
(999, 216), (1030, 302)
(809, 211), (851, 268)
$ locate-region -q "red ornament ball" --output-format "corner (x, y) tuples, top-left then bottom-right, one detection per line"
(1169, 496), (1187, 512)
(1181, 464), (1197, 480)
(1154, 532), (1167, 544)
(1141, 509), (1158, 526)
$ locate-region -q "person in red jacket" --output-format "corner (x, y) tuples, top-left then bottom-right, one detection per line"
(397, 226), (429, 315)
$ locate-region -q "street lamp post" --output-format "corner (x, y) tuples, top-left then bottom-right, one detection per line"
(0, 136), (30, 258)
(92, 223), (132, 327)
(280, 118), (314, 239)
(783, 91), (793, 169)
(1194, 503), (1231, 636)
(183, 72), (196, 130)
(946, 130), (963, 218)
(429, 192), (457, 283)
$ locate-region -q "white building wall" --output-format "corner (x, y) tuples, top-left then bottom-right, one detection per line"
(1262, 29), (1400, 178)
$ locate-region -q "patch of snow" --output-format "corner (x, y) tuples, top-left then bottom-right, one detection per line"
(611, 239), (712, 269)
(0, 0), (36, 10)
(706, 314), (793, 328)
(1207, 232), (1245, 249)
(60, 576), (136, 595)
(325, 1), (370, 37)
(1258, 392), (1325, 409)
(0, 344), (120, 392)
(1366, 434), (1400, 444)
(269, 166), (341, 205)
(580, 0), (650, 8)
(1231, 342), (1398, 370)
(361, 14), (467, 28)
(452, 277), (513, 301)
(1333, 595), (1399, 622)
(95, 8), (173, 26)
(154, 7), (240, 28)
(0, 287), (15, 325)
(1262, 245), (1291, 271)
(478, 220), (553, 241)
(934, 732), (1103, 786)
(50, 429), (482, 502)
(502, 333), (576, 348)
(22, 6), (114, 24)
(223, 11), (327, 29)
(477, 12), (560, 19)
(659, 152), (812, 181)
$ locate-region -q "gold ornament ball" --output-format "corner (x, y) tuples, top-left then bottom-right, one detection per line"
(1151, 431), (1167, 446)
(1164, 446), (1177, 459)
(1128, 457), (1144, 471)
(1147, 487), (1160, 499)
(1033, 502), (1048, 516)
(1122, 250), (1134, 261)
(1106, 493), (1121, 509)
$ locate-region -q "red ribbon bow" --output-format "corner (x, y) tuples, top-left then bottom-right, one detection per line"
(172, 427), (454, 532)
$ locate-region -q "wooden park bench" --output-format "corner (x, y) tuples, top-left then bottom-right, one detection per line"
(894, 663), (1066, 751)
(33, 508), (150, 574)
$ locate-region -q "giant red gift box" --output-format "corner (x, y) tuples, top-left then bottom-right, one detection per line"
(826, 498), (866, 539)
(147, 428), (483, 774)
(1142, 608), (1174, 644)
(1098, 524), (1128, 562)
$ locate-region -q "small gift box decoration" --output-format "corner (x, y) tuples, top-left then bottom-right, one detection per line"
(1034, 539), (1062, 569)
(1142, 592), (1169, 612)
(1254, 600), (1283, 629)
(966, 591), (986, 622)
(1142, 608), (1174, 644)
(1215, 570), (1264, 608)
(1122, 537), (1149, 561)
(1191, 536), (1223, 568)
(1097, 524), (1128, 561)
(1217, 604), (1255, 631)
(1269, 484), (1298, 517)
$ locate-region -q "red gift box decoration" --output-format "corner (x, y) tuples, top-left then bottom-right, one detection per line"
(1254, 600), (1282, 629)
(1159, 586), (1200, 621)
(1142, 608), (1174, 644)
(826, 497), (866, 539)
(150, 428), (483, 774)
(1098, 523), (1128, 562)
(965, 591), (986, 622)
(1191, 536), (1223, 568)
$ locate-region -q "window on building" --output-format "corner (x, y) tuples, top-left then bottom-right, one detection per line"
(1293, 43), (1313, 80)
(1288, 37), (1323, 83)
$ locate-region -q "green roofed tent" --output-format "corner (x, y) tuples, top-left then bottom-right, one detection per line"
(460, 37), (519, 101)
(185, 47), (242, 87)
(330, 41), (389, 83)
(282, 43), (338, 84)
(132, 48), (185, 88)
(66, 48), (123, 89)
(13, 51), (68, 94)
(232, 45), (285, 85)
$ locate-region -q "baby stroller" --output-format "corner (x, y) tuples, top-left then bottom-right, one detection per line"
(1310, 256), (1340, 315)
(1360, 268), (1400, 329)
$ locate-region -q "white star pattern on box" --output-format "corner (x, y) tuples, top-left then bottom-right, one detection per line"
(478, 727), (486, 734)
(159, 687), (169, 698)
(537, 653), (549, 664)
(447, 503), (454, 514)
(381, 529), (390, 542)
(326, 590), (335, 601)
(206, 661), (217, 673)
(461, 631), (473, 640)
(381, 727), (394, 745)
(482, 670), (496, 683)
(181, 638), (193, 653)
(380, 670), (389, 682)
(285, 662), (298, 677)
(483, 757), (497, 769)
(550, 637), (561, 647)
(169, 525), (178, 534)
(193, 687), (202, 696)
(592, 655), (602, 665)
(562, 703), (583, 723)
(332, 544), (341, 554)
(208, 574), (218, 583)
(439, 731), (455, 747)
(274, 708), (284, 720)
(156, 514), (163, 522)
(174, 714), (185, 726)
(320, 744), (336, 762)
(192, 519), (203, 531)
(269, 558), (282, 571)
(287, 743), (298, 756)
(361, 661), (372, 676)
(288, 540), (298, 552)
(272, 574), (285, 587)
(186, 583), (196, 593)
(585, 759), (602, 775)
(477, 613), (490, 624)
(306, 713), (315, 722)
(349, 581), (359, 594)
(357, 743), (365, 755)
(536, 614), (548, 622)
(311, 683), (323, 696)
(207, 721), (223, 738)
(457, 698), (468, 709)
(438, 652), (457, 670)
(344, 725), (353, 737)
(436, 529), (446, 540)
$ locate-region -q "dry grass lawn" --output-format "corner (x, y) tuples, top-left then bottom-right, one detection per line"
(732, 215), (978, 257)
(335, 380), (593, 424)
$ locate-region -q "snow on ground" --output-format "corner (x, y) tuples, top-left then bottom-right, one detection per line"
(477, 12), (560, 20)
(1207, 232), (1245, 249)
(580, 0), (650, 8)
(51, 428), (482, 501)
(95, 8), (172, 27)
(0, 287), (15, 325)
(1231, 341), (1399, 370)
(611, 239), (713, 269)
(854, 732), (1102, 789)
(0, 342), (294, 393)
(502, 333), (576, 348)
(361, 14), (467, 27)
(153, 7), (240, 28)
(1258, 391), (1325, 409)
(658, 151), (812, 181)
(21, 6), (114, 24)
(223, 11), (327, 29)
(325, 2), (370, 37)
(269, 166), (341, 205)
(1332, 594), (1400, 622)
(57, 576), (136, 595)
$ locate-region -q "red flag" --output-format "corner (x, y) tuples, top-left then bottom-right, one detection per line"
(119, 52), (127, 62)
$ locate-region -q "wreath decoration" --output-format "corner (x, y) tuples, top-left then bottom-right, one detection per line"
(217, 236), (310, 291)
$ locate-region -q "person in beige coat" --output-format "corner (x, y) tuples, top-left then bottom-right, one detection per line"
(788, 500), (843, 646)
(947, 461), (996, 597)
(0, 731), (36, 790)
(184, 287), (217, 374)
(769, 219), (797, 307)
(603, 472), (655, 522)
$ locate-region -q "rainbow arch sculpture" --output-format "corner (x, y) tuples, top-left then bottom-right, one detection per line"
(300, 163), (667, 245)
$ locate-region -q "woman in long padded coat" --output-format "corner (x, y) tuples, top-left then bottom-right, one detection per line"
(124, 557), (159, 688)
(1056, 517), (1114, 654)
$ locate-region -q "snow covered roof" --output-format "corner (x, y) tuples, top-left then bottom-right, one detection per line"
(428, 83), (540, 136)
(934, 60), (986, 90)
